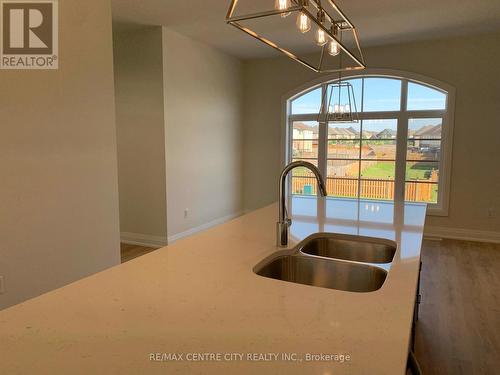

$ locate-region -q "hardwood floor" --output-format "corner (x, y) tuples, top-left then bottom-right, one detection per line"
(415, 239), (500, 375)
(120, 243), (159, 263)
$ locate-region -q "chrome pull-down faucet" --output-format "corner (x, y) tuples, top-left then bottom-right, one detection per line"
(277, 161), (327, 247)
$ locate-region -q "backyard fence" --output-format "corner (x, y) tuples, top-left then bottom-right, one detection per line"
(292, 176), (436, 202)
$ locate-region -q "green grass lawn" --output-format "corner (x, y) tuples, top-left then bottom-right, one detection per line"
(362, 162), (436, 180)
(361, 163), (395, 179)
(430, 185), (438, 203)
(406, 163), (436, 180)
(362, 162), (438, 203)
(292, 165), (318, 176)
(293, 161), (436, 181)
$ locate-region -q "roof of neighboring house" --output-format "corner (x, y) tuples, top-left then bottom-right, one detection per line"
(362, 131), (377, 138)
(323, 126), (379, 139)
(413, 124), (442, 138)
(294, 122), (313, 131)
(293, 122), (319, 134)
(329, 127), (357, 137)
(375, 129), (397, 139)
(295, 122), (442, 143)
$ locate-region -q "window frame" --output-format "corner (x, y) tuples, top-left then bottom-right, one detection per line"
(282, 69), (456, 216)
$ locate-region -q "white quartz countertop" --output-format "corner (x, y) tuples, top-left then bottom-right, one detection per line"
(0, 197), (427, 375)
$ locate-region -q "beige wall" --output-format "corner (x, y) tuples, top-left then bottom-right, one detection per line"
(0, 0), (120, 310)
(242, 32), (500, 233)
(162, 29), (244, 238)
(113, 27), (167, 242)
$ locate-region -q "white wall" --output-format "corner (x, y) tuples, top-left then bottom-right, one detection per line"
(0, 0), (120, 310)
(113, 27), (167, 245)
(162, 29), (244, 239)
(242, 32), (500, 235)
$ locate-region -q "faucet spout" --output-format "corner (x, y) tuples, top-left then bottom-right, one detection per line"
(277, 161), (327, 247)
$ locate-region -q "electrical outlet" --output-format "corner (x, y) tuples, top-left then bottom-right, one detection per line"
(487, 207), (496, 218)
(0, 276), (4, 294)
(184, 208), (189, 219)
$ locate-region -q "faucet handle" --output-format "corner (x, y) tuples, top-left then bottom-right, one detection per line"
(276, 219), (291, 247)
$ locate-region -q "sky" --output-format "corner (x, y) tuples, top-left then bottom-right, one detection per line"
(292, 78), (447, 115)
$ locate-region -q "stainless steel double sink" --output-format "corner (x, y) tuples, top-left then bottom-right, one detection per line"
(254, 233), (397, 293)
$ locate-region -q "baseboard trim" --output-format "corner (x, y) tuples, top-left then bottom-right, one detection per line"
(123, 219), (500, 247)
(424, 226), (500, 244)
(120, 232), (168, 248)
(168, 211), (244, 244)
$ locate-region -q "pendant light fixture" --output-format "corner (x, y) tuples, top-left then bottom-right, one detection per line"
(320, 82), (359, 123)
(296, 12), (312, 33)
(314, 8), (327, 46)
(275, 0), (292, 17)
(318, 28), (359, 124)
(328, 24), (341, 56)
(226, 0), (366, 73)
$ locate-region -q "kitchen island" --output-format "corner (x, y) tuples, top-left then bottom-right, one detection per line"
(0, 197), (426, 374)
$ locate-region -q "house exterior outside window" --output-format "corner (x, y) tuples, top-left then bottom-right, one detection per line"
(284, 70), (456, 216)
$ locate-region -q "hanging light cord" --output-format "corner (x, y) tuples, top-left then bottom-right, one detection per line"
(318, 25), (344, 124)
(338, 27), (343, 92)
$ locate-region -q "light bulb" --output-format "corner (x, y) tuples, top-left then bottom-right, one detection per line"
(315, 28), (328, 46)
(275, 0), (291, 18)
(328, 40), (340, 56)
(296, 12), (311, 33)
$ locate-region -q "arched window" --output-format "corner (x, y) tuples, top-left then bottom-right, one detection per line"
(285, 70), (455, 215)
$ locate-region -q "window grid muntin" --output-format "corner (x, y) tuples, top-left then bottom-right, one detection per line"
(287, 76), (448, 208)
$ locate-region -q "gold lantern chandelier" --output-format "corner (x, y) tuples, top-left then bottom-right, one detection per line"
(226, 0), (366, 73)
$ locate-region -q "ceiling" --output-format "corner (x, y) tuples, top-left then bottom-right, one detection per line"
(111, 0), (500, 59)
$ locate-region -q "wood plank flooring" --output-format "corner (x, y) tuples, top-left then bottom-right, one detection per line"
(415, 239), (500, 375)
(120, 243), (159, 263)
